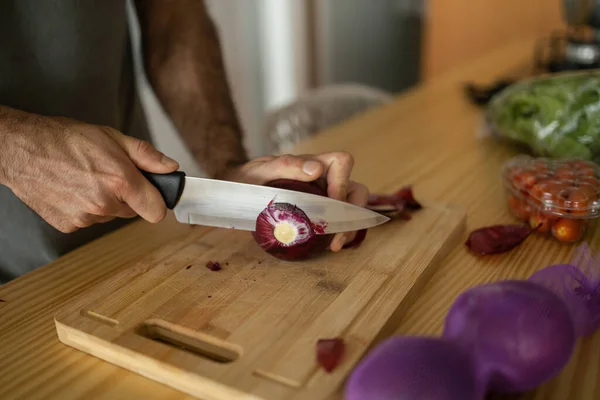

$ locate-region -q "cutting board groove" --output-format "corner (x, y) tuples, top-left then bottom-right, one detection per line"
(55, 200), (466, 400)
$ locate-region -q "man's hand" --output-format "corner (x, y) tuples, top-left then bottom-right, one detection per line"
(132, 1), (367, 251)
(0, 106), (179, 233)
(222, 152), (369, 252)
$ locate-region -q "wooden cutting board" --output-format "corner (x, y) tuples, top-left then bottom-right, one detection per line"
(54, 200), (466, 400)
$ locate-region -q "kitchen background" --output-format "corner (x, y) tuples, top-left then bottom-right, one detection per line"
(126, 0), (566, 177)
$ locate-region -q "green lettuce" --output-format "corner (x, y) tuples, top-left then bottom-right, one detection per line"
(486, 71), (600, 163)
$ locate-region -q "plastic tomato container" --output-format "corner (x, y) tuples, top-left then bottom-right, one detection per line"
(501, 155), (600, 243)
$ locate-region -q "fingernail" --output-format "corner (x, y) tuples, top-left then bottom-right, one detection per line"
(161, 154), (177, 166)
(303, 160), (321, 176)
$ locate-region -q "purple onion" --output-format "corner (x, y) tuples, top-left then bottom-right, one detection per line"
(442, 280), (576, 394)
(251, 179), (333, 261)
(343, 243), (600, 400)
(344, 336), (483, 400)
(528, 243), (600, 336)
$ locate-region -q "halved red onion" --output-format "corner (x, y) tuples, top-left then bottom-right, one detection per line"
(251, 179), (334, 261)
(254, 202), (312, 246)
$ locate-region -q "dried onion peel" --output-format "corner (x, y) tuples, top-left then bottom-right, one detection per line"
(465, 224), (534, 255)
(366, 186), (422, 220)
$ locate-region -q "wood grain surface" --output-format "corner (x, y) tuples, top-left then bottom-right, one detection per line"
(54, 201), (465, 400)
(1, 37), (599, 400)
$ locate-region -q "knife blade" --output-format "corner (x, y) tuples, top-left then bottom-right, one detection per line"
(141, 170), (389, 234)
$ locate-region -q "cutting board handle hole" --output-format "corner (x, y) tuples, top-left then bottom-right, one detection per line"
(138, 319), (241, 364)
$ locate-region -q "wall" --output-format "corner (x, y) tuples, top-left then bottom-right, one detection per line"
(422, 0), (566, 80)
(257, 0), (311, 111)
(313, 0), (423, 93)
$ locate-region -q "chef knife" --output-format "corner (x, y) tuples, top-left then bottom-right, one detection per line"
(141, 170), (389, 234)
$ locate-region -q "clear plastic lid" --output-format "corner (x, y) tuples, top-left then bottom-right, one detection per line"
(502, 155), (600, 219)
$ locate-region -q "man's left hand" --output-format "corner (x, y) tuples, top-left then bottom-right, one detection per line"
(222, 152), (369, 252)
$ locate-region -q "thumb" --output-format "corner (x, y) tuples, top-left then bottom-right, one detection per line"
(111, 132), (179, 173)
(254, 155), (324, 184)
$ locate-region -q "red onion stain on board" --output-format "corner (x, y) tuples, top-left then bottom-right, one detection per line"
(205, 261), (222, 271)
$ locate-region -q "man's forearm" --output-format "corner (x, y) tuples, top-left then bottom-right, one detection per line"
(134, 0), (249, 179)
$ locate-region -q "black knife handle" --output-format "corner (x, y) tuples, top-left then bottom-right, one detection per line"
(140, 170), (186, 209)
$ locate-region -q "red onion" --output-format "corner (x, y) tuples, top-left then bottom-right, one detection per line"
(442, 280), (576, 393)
(316, 338), (345, 372)
(344, 336), (482, 400)
(343, 244), (600, 399)
(251, 179), (334, 261)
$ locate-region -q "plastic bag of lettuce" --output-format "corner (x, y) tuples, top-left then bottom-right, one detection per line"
(485, 71), (600, 164)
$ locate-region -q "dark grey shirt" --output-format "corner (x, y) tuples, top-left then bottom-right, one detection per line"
(0, 0), (153, 283)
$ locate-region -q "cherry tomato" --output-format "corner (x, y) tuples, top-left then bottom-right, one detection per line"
(542, 182), (571, 214)
(529, 180), (553, 205)
(507, 195), (531, 221)
(529, 184), (544, 204)
(554, 167), (577, 181)
(529, 211), (552, 234)
(566, 160), (591, 169)
(576, 182), (598, 202)
(513, 171), (537, 190)
(577, 167), (596, 177)
(534, 164), (551, 175)
(522, 203), (533, 220)
(579, 175), (600, 190)
(508, 195), (520, 210)
(567, 189), (590, 215)
(551, 218), (585, 243)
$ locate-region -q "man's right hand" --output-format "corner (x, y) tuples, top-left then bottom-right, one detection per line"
(0, 107), (179, 233)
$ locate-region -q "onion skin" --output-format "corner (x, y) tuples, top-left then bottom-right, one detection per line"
(251, 179), (334, 261)
(465, 224), (533, 255)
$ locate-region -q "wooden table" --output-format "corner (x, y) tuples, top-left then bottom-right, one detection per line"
(1, 37), (599, 400)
